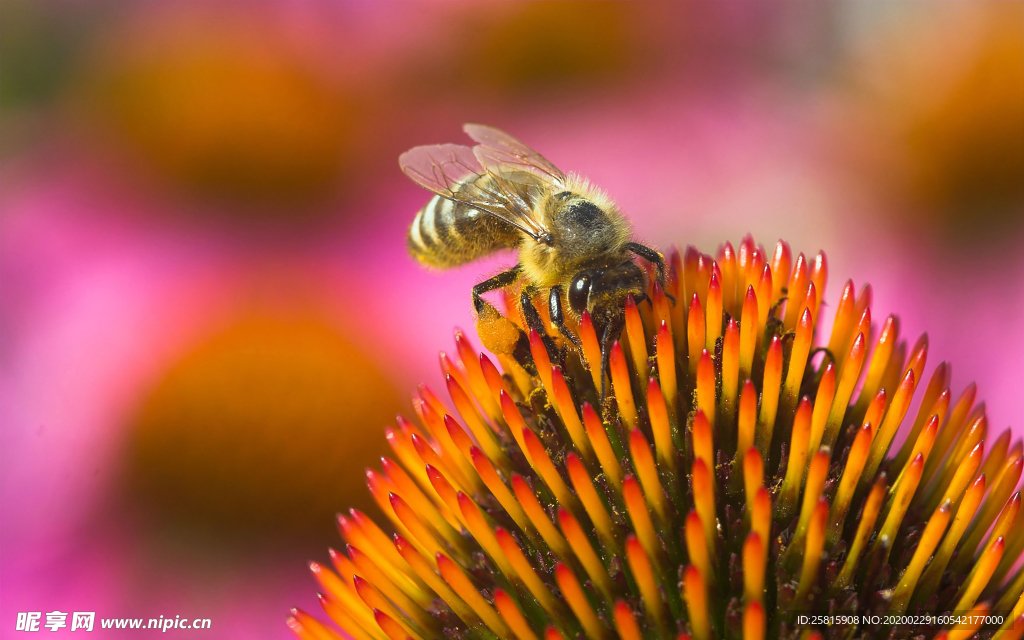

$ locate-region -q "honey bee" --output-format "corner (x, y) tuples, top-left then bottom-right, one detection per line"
(400, 124), (666, 377)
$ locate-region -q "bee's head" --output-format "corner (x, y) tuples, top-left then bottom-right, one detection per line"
(567, 260), (647, 323)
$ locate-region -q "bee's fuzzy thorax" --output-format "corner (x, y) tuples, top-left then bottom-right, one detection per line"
(561, 172), (622, 218)
(517, 172), (632, 290)
(291, 237), (1023, 640)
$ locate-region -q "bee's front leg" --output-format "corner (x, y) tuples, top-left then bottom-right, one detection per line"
(520, 287), (559, 364)
(598, 315), (625, 405)
(625, 242), (675, 304)
(548, 285), (582, 352)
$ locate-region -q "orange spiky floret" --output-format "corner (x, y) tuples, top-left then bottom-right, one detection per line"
(294, 237), (1022, 640)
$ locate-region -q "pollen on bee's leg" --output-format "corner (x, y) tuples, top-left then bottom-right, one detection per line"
(474, 300), (523, 358)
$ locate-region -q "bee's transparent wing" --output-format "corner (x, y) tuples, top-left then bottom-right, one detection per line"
(399, 143), (552, 242)
(463, 123), (567, 185)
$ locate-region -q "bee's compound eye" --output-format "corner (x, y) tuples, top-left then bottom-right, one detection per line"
(568, 273), (592, 313)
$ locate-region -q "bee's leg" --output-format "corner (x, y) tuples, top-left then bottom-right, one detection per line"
(625, 242), (676, 304)
(473, 264), (537, 374)
(624, 242), (666, 282)
(598, 315), (625, 403)
(472, 265), (522, 314)
(520, 287), (560, 364)
(548, 286), (582, 352)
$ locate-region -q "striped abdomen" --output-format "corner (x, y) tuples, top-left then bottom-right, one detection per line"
(408, 194), (521, 269)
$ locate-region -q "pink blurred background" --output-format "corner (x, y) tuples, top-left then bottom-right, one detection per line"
(1, 2), (1021, 638)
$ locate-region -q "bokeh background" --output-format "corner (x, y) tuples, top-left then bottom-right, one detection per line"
(2, 2), (1021, 638)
